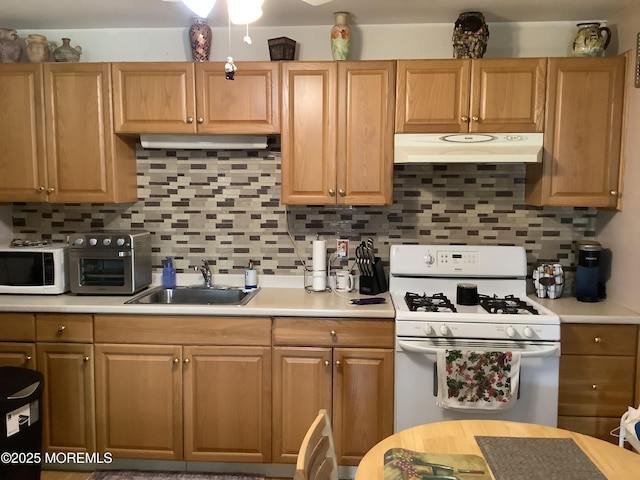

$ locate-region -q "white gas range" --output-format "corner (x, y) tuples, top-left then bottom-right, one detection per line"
(389, 244), (561, 431)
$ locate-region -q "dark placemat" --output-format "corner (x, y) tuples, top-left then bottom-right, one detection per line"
(475, 436), (607, 480)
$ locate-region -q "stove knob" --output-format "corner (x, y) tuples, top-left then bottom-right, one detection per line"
(116, 238), (126, 247)
(73, 238), (84, 246)
(423, 324), (434, 335)
(523, 326), (534, 338)
(424, 253), (435, 265)
(439, 325), (449, 336)
(89, 238), (98, 246)
(103, 238), (112, 246)
(506, 326), (515, 338)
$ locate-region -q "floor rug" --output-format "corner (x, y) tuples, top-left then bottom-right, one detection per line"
(88, 471), (265, 480)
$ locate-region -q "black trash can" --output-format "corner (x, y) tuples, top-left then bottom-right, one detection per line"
(0, 367), (44, 480)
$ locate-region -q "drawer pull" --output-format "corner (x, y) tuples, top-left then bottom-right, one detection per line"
(592, 384), (598, 390)
(24, 355), (32, 363)
(594, 337), (601, 343)
(330, 330), (337, 337)
(83, 356), (90, 363)
(57, 325), (66, 335)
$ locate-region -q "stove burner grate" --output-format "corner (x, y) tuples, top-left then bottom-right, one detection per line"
(405, 292), (457, 313)
(478, 294), (539, 315)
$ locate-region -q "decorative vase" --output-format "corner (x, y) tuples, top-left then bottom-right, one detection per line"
(0, 28), (22, 63)
(188, 17), (212, 62)
(452, 11), (490, 59)
(330, 12), (351, 61)
(53, 38), (82, 62)
(571, 22), (611, 57)
(26, 34), (50, 63)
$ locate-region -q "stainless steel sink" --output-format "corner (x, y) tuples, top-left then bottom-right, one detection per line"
(125, 286), (259, 306)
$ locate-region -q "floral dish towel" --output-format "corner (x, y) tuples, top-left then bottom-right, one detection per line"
(436, 350), (520, 411)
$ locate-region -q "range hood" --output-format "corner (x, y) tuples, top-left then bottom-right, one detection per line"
(139, 134), (268, 150)
(394, 133), (543, 164)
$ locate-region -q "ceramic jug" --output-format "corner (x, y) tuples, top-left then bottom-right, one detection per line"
(53, 37), (82, 62)
(0, 28), (22, 63)
(26, 34), (50, 63)
(571, 22), (611, 57)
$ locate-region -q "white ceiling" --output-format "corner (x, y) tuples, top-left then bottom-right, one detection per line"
(2, 0), (633, 30)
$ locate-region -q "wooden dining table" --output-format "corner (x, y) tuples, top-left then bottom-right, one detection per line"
(355, 419), (640, 479)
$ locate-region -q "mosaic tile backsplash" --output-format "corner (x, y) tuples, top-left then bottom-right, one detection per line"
(10, 147), (596, 277)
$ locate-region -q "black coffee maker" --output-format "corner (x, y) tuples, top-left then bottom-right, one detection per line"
(575, 240), (602, 302)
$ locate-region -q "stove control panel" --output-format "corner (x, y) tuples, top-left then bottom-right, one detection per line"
(396, 321), (561, 342)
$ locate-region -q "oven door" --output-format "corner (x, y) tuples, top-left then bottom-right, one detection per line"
(69, 249), (134, 294)
(394, 337), (560, 432)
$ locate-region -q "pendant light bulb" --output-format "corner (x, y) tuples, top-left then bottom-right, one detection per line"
(181, 0), (216, 18)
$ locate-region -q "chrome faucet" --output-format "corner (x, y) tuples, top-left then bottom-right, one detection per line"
(198, 259), (212, 287)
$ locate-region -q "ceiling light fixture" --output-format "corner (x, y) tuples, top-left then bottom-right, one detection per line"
(180, 0), (263, 24)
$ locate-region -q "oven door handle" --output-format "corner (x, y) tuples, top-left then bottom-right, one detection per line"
(398, 340), (560, 358)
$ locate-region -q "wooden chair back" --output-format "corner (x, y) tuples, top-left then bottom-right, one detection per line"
(293, 409), (339, 480)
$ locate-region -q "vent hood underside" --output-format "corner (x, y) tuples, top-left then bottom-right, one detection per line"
(394, 133), (543, 164)
(139, 134), (269, 150)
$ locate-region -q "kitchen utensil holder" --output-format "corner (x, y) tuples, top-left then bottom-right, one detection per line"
(359, 257), (388, 295)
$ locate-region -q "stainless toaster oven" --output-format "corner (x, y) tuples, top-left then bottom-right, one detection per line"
(68, 230), (152, 295)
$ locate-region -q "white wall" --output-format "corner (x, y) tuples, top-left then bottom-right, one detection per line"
(596, 4), (640, 311)
(20, 21), (579, 62)
(0, 206), (12, 245)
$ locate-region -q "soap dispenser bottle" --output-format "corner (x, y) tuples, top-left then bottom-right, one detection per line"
(162, 257), (176, 288)
(245, 260), (258, 290)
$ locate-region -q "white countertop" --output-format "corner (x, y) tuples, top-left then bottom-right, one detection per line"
(529, 295), (640, 324)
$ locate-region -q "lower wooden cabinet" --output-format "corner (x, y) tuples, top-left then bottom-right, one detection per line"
(0, 313), (36, 368)
(557, 324), (638, 444)
(94, 315), (272, 462)
(272, 318), (394, 466)
(35, 313), (95, 454)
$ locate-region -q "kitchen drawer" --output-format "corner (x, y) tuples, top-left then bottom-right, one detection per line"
(0, 313), (36, 341)
(36, 314), (93, 343)
(272, 318), (394, 348)
(558, 354), (635, 417)
(557, 415), (622, 445)
(0, 342), (36, 368)
(561, 324), (638, 355)
(94, 315), (271, 346)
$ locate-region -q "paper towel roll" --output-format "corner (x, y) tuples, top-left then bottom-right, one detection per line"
(312, 240), (327, 271)
(312, 271), (327, 291)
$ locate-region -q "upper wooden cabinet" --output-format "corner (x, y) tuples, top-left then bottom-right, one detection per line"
(396, 58), (546, 133)
(111, 62), (280, 135)
(280, 61), (395, 205)
(0, 63), (138, 204)
(525, 56), (626, 208)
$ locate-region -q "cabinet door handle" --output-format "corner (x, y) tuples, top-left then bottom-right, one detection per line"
(57, 325), (66, 335)
(196, 117), (204, 124)
(173, 358), (180, 364)
(461, 116), (470, 123)
(610, 190), (617, 196)
(83, 356), (90, 363)
(328, 188), (336, 196)
(37, 186), (45, 192)
(471, 115), (479, 122)
(186, 117), (194, 124)
(592, 384), (598, 390)
(24, 355), (32, 363)
(183, 358), (190, 364)
(324, 360), (330, 366)
(594, 337), (601, 343)
(47, 187), (55, 193)
(335, 360), (341, 367)
(338, 189), (346, 197)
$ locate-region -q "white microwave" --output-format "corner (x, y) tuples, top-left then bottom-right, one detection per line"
(0, 245), (69, 294)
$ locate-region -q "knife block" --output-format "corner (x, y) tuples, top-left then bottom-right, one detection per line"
(359, 257), (388, 295)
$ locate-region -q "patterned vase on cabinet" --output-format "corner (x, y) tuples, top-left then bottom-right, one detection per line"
(330, 12), (351, 60)
(0, 28), (22, 63)
(53, 38), (82, 62)
(189, 17), (212, 62)
(452, 11), (490, 59)
(571, 22), (611, 57)
(26, 34), (50, 63)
